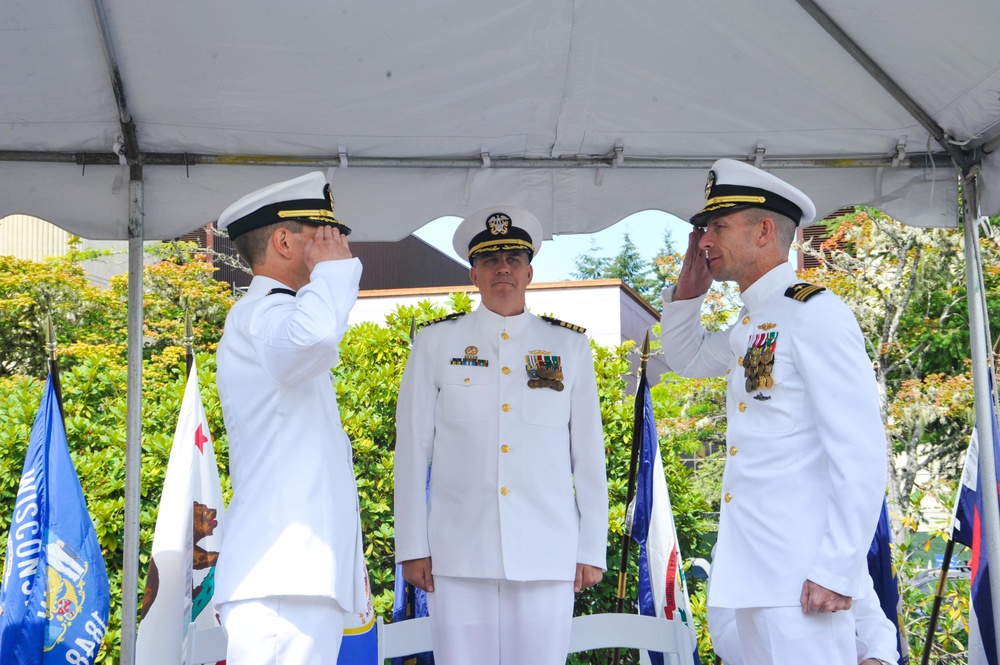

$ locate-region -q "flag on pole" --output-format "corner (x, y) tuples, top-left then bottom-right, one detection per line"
(950, 411), (999, 665)
(338, 563), (377, 663)
(866, 499), (907, 664)
(136, 359), (226, 665)
(0, 374), (111, 665)
(337, 565), (378, 665)
(629, 376), (699, 665)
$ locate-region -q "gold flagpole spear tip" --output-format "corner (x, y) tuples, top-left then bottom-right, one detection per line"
(46, 313), (57, 360)
(640, 329), (650, 363)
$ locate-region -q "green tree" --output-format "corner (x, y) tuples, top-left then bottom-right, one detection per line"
(572, 233), (659, 307)
(798, 207), (1000, 529)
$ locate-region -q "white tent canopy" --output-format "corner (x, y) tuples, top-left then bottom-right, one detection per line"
(3, 0), (1000, 240)
(4, 2), (1000, 663)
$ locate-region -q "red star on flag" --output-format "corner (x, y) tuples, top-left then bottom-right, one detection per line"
(194, 423), (207, 454)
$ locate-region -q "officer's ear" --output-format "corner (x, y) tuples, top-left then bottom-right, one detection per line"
(270, 226), (296, 260)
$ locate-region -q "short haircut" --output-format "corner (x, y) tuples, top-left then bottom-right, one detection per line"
(233, 220), (305, 269)
(744, 208), (797, 250)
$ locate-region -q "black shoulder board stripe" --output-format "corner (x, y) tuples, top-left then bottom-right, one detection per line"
(419, 312), (466, 328)
(267, 287), (297, 297)
(540, 315), (586, 333)
(784, 283), (826, 302)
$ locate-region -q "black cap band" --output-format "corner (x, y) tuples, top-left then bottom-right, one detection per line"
(690, 184), (803, 227)
(226, 185), (351, 240)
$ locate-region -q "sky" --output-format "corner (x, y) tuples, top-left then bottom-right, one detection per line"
(413, 209), (692, 282)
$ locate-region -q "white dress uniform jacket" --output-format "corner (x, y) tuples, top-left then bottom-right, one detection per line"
(215, 258), (367, 613)
(660, 262), (886, 608)
(394, 305), (608, 581)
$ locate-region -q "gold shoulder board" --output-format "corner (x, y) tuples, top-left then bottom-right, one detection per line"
(784, 282), (827, 302)
(419, 312), (466, 328)
(540, 315), (586, 333)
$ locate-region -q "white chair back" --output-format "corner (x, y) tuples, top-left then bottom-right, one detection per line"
(187, 612), (696, 664)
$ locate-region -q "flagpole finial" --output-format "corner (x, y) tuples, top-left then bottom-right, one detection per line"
(641, 329), (650, 362)
(46, 313), (58, 360)
(409, 316), (417, 344)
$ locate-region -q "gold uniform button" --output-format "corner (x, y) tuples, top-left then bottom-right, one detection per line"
(501, 487), (509, 496)
(738, 402), (746, 412)
(724, 492), (732, 503)
(464, 377), (470, 383)
(501, 445), (510, 453)
(502, 366), (511, 375)
(729, 446), (738, 456)
(742, 316), (750, 325)
(726, 368), (731, 374)
(502, 403), (511, 412)
(738, 355), (744, 367)
(501, 332), (509, 340)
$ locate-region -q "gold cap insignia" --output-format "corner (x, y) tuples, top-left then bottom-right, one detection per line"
(486, 213), (511, 236)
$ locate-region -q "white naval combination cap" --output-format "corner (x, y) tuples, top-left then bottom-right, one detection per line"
(452, 206), (544, 262)
(216, 171), (351, 240)
(690, 158), (817, 227)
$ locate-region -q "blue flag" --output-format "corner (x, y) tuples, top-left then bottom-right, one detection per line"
(951, 403), (999, 665)
(0, 375), (111, 665)
(337, 562), (377, 664)
(629, 374), (699, 665)
(866, 499), (907, 664)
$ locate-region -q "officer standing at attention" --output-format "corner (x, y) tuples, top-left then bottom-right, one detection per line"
(394, 207), (609, 665)
(213, 172), (366, 665)
(660, 159), (887, 664)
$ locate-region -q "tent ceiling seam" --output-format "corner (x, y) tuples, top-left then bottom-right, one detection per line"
(794, 0), (969, 169)
(90, 0), (142, 181)
(0, 151), (955, 171)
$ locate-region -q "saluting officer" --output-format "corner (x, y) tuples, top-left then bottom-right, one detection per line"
(660, 160), (888, 665)
(214, 172), (367, 665)
(394, 207), (609, 665)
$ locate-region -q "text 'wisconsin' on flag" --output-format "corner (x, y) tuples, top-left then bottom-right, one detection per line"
(0, 373), (110, 665)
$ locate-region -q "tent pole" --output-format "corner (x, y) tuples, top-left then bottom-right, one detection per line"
(959, 166), (1000, 661)
(120, 179), (144, 665)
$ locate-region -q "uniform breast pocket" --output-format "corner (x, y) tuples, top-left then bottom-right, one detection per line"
(439, 366), (491, 423)
(521, 382), (572, 427)
(746, 358), (795, 434)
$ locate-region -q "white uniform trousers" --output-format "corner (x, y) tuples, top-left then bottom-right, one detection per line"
(218, 595), (346, 665)
(427, 576), (575, 665)
(724, 606), (856, 665)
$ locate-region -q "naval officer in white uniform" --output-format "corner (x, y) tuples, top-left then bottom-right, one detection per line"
(214, 172), (367, 665)
(394, 207), (609, 665)
(660, 160), (887, 664)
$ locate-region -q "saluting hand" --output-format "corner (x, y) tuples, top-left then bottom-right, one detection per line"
(673, 228), (713, 301)
(304, 225), (352, 273)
